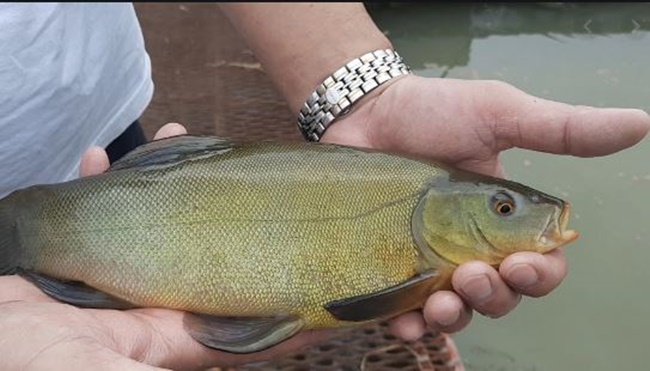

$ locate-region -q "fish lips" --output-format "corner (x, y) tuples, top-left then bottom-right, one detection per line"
(538, 202), (579, 250)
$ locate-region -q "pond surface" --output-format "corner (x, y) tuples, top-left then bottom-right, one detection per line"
(369, 3), (650, 370)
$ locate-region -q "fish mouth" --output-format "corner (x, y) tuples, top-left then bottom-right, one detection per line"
(538, 202), (579, 249)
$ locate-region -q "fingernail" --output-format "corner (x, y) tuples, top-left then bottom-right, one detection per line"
(436, 308), (461, 327)
(460, 274), (493, 303)
(505, 263), (539, 289)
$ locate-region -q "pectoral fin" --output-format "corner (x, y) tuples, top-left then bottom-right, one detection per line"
(17, 269), (137, 309)
(325, 269), (438, 322)
(183, 313), (304, 354)
(109, 135), (234, 172)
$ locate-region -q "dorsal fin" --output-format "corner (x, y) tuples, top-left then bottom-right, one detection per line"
(109, 135), (234, 171)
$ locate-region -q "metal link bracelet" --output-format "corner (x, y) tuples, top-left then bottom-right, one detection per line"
(297, 49), (412, 142)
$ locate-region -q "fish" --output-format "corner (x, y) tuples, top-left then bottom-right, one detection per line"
(0, 135), (578, 354)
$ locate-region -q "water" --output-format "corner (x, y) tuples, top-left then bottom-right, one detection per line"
(369, 3), (650, 370)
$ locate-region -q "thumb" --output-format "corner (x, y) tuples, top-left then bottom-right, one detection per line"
(484, 83), (650, 156)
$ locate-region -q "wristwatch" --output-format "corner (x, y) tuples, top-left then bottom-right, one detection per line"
(297, 49), (412, 142)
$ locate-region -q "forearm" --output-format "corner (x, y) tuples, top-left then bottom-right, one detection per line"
(217, 3), (391, 114)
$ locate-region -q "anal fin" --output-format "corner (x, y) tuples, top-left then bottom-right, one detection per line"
(183, 313), (304, 354)
(17, 269), (136, 309)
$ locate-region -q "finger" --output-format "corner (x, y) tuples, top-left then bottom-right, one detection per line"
(153, 123), (187, 140)
(79, 146), (110, 177)
(422, 291), (473, 334)
(387, 311), (427, 341)
(499, 248), (567, 298)
(452, 261), (521, 318)
(484, 82), (650, 156)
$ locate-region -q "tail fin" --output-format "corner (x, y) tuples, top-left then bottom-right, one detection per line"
(0, 195), (20, 275)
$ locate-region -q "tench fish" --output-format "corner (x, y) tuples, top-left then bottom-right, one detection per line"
(0, 135), (578, 353)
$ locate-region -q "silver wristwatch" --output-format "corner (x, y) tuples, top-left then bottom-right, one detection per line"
(297, 49), (412, 142)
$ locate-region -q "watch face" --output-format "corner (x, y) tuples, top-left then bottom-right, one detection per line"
(325, 87), (341, 105)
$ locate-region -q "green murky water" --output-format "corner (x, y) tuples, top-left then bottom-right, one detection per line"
(369, 3), (650, 370)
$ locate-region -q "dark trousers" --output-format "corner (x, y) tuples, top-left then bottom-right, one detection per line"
(105, 120), (147, 164)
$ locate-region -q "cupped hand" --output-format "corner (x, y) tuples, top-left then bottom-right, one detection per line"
(0, 123), (336, 371)
(322, 75), (650, 336)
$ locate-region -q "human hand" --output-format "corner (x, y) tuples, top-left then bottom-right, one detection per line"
(0, 124), (336, 371)
(322, 75), (650, 336)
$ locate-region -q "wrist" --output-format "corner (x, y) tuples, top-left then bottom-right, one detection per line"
(319, 73), (413, 148)
(288, 38), (393, 114)
(218, 3), (392, 113)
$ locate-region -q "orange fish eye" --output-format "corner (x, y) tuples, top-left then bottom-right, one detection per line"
(495, 200), (514, 215)
(491, 192), (516, 216)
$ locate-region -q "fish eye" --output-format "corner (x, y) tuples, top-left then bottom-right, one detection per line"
(491, 192), (516, 216)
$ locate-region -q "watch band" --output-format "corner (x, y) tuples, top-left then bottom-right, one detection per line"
(297, 49), (412, 142)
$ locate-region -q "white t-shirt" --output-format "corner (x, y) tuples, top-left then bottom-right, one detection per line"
(0, 3), (153, 198)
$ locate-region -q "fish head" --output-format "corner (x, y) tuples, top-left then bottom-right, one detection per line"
(413, 170), (579, 267)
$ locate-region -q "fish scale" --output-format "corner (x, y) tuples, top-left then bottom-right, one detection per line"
(13, 141), (436, 325)
(0, 136), (577, 353)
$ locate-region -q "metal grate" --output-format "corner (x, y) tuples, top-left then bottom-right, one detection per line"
(226, 322), (463, 371)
